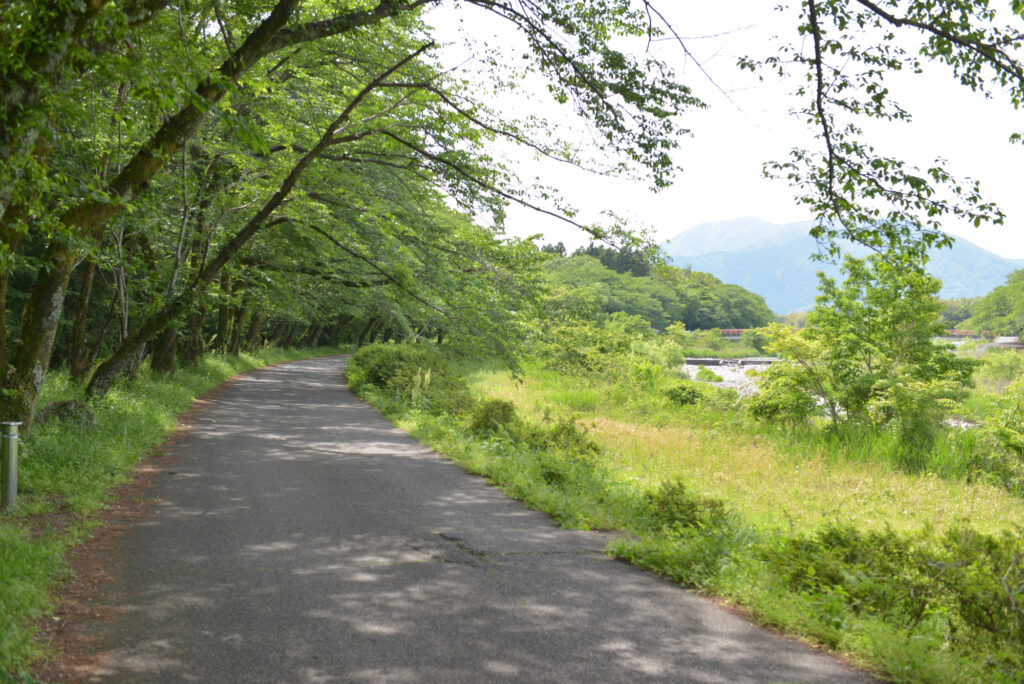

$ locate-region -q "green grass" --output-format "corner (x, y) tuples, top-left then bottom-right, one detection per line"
(475, 363), (1024, 533)
(0, 347), (348, 678)
(349, 353), (1024, 683)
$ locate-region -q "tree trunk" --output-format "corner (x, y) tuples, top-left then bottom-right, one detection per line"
(329, 314), (353, 345)
(0, 203), (31, 370)
(84, 293), (117, 378)
(0, 264), (11, 372)
(306, 323), (324, 348)
(68, 260), (97, 381)
(150, 324), (178, 374)
(267, 320), (288, 346)
(9, 0), (305, 420)
(183, 309), (205, 364)
(244, 312), (263, 350)
(1, 246), (77, 430)
(356, 319), (375, 347)
(215, 271), (233, 351)
(228, 303), (250, 356)
(281, 324), (298, 348)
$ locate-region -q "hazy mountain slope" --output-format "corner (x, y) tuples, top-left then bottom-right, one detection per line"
(663, 218), (1024, 314)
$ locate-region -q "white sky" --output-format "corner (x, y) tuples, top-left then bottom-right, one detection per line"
(428, 2), (1024, 258)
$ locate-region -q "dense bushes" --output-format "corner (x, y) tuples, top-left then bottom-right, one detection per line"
(348, 342), (606, 461)
(619, 484), (1024, 681)
(989, 376), (1024, 457)
(760, 524), (1024, 677)
(977, 349), (1024, 386)
(346, 342), (472, 415)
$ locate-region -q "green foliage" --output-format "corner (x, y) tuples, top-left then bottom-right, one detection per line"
(346, 343), (441, 392)
(761, 523), (1024, 678)
(740, 328), (770, 353)
(694, 366), (723, 383)
(987, 377), (1024, 458)
(542, 414), (602, 457)
(939, 297), (978, 327)
(640, 480), (730, 532)
(572, 243), (652, 277)
(745, 361), (819, 426)
(755, 252), (977, 447)
(542, 255), (773, 331)
(468, 399), (521, 437)
(977, 349), (1024, 385)
(346, 342), (471, 415)
(964, 269), (1024, 336)
(665, 382), (702, 406)
(750, 1), (1015, 259)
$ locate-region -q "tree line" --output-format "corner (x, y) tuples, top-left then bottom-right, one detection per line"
(0, 0), (700, 430)
(3, 0), (1023, 431)
(541, 245), (774, 331)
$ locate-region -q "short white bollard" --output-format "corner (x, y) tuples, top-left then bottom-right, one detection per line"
(1, 421), (22, 510)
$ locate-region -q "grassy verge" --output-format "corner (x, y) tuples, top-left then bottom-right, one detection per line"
(0, 347), (348, 679)
(347, 345), (1024, 683)
(476, 365), (1024, 534)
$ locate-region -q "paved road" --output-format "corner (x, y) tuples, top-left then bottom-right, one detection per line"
(85, 356), (870, 683)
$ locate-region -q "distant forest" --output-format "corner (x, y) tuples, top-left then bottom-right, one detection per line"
(540, 244), (774, 330)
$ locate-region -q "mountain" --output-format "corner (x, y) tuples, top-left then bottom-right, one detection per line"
(662, 218), (1024, 314)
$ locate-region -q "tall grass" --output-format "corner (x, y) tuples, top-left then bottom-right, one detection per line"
(471, 363), (1024, 535)
(0, 347), (348, 677)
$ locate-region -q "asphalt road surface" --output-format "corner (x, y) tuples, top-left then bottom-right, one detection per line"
(84, 356), (871, 683)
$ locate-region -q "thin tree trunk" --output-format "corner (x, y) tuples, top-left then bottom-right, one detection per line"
(356, 319), (375, 347)
(68, 260), (97, 381)
(8, 0), (303, 424)
(268, 320), (288, 346)
(183, 309), (205, 364)
(303, 323), (323, 348)
(85, 293), (117, 377)
(281, 324), (298, 348)
(228, 303), (250, 355)
(215, 271), (233, 350)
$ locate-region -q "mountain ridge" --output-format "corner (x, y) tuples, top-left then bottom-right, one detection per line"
(662, 218), (1024, 314)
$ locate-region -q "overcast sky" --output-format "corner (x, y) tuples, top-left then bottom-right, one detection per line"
(428, 2), (1024, 258)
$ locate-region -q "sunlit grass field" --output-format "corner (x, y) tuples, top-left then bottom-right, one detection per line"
(471, 364), (1024, 536)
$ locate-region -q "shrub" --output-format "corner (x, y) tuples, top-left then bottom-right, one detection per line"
(641, 480), (731, 532)
(741, 328), (769, 353)
(695, 365), (723, 382)
(468, 399), (521, 437)
(761, 524), (929, 621)
(346, 342), (472, 414)
(760, 522), (1024, 679)
(346, 343), (435, 390)
(543, 414), (601, 457)
(986, 376), (1024, 458)
(977, 349), (1024, 385)
(759, 254), (977, 442)
(747, 360), (819, 425)
(666, 382), (702, 406)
